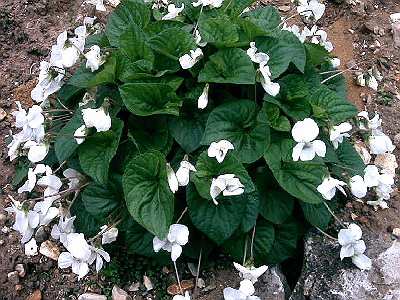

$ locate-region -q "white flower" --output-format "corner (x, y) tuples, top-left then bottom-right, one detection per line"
(88, 245), (110, 272)
(357, 111), (381, 130)
(367, 75), (378, 91)
(223, 279), (261, 300)
(295, 0), (325, 21)
(166, 163), (179, 193)
(18, 167), (37, 194)
(291, 118), (326, 161)
(195, 29), (207, 47)
(36, 169), (62, 214)
(233, 262), (268, 283)
(82, 107), (111, 132)
(63, 168), (82, 190)
(30, 61), (64, 104)
(162, 3), (185, 20)
(259, 61), (280, 96)
(176, 159), (197, 187)
(366, 198), (389, 210)
(153, 224), (189, 261)
(85, 45), (105, 72)
(329, 122), (352, 149)
(351, 253), (372, 270)
(208, 140), (234, 163)
(101, 225), (119, 245)
(88, 0), (106, 11)
(179, 48), (203, 69)
(173, 291), (191, 300)
(210, 174), (244, 205)
(24, 141), (50, 163)
(317, 176), (347, 200)
(25, 238), (38, 256)
(363, 165), (380, 187)
(367, 130), (395, 154)
(355, 74), (366, 87)
(338, 224), (365, 259)
(5, 196), (39, 243)
(198, 84), (209, 109)
(246, 42), (270, 64)
(74, 124), (87, 144)
(349, 175), (367, 198)
(51, 214), (76, 246)
(329, 57), (341, 68)
(192, 0), (224, 8)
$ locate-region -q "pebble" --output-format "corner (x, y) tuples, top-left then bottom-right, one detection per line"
(78, 293), (107, 300)
(167, 280), (194, 295)
(127, 282), (140, 292)
(392, 228), (400, 238)
(15, 263), (26, 277)
(15, 284), (22, 291)
(393, 22), (400, 47)
(39, 240), (60, 261)
(26, 290), (41, 300)
(374, 153), (398, 178)
(112, 285), (132, 300)
(7, 271), (20, 285)
(393, 133), (400, 148)
(0, 107), (6, 121)
(197, 278), (206, 288)
(34, 226), (49, 243)
(143, 275), (153, 291)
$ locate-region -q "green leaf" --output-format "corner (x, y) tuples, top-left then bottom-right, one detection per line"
(12, 157), (30, 186)
(220, 0), (255, 17)
(233, 17), (268, 40)
(266, 217), (297, 264)
(81, 173), (123, 220)
(191, 150), (255, 201)
(78, 118), (124, 186)
(146, 27), (197, 60)
(201, 100), (270, 163)
(67, 63), (95, 88)
(88, 56), (117, 87)
(70, 195), (104, 238)
(122, 150), (174, 238)
(119, 83), (182, 116)
(198, 17), (239, 45)
(105, 2), (153, 62)
(221, 219), (275, 265)
(124, 218), (158, 257)
(258, 102), (291, 132)
(319, 61), (346, 100)
(144, 20), (189, 36)
(264, 93), (311, 122)
(255, 31), (306, 79)
(300, 199), (335, 231)
(186, 183), (248, 244)
(127, 115), (170, 151)
(198, 48), (256, 84)
(309, 87), (358, 125)
(117, 59), (153, 82)
(264, 139), (325, 204)
(328, 138), (365, 177)
(239, 190), (259, 232)
(251, 165), (294, 224)
(242, 6), (281, 31)
(278, 74), (309, 100)
(304, 42), (329, 67)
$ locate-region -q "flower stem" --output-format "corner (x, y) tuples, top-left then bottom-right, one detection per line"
(323, 202), (346, 228)
(175, 207), (188, 224)
(243, 236), (248, 265)
(315, 226), (338, 241)
(193, 246), (203, 296)
(249, 221), (257, 262)
(173, 261), (183, 295)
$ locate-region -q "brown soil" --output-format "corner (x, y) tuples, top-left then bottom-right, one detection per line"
(0, 0), (399, 299)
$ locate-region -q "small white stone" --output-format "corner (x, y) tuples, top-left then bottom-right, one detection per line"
(374, 153), (398, 178)
(143, 275), (153, 291)
(127, 282), (140, 292)
(111, 285), (131, 300)
(78, 293), (107, 300)
(39, 240), (60, 261)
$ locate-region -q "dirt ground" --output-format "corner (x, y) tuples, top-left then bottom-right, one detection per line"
(0, 0), (399, 299)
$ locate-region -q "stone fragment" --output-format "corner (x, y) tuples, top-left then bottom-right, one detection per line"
(187, 262), (197, 276)
(107, 0), (121, 7)
(112, 285), (131, 300)
(7, 271), (19, 285)
(393, 228), (400, 239)
(127, 282), (140, 292)
(256, 265), (290, 300)
(26, 290), (42, 300)
(376, 242), (400, 284)
(374, 153), (398, 178)
(394, 133), (400, 148)
(359, 22), (374, 33)
(197, 278), (206, 288)
(393, 23), (400, 47)
(78, 293), (107, 300)
(277, 5), (290, 12)
(353, 142), (371, 165)
(34, 226), (49, 243)
(143, 275), (153, 291)
(0, 107), (6, 121)
(15, 263), (26, 277)
(39, 240), (60, 261)
(15, 284), (22, 291)
(167, 280), (194, 295)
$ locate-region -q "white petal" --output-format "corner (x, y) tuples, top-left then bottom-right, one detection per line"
(351, 254), (372, 270)
(223, 287), (247, 300)
(312, 140), (326, 157)
(168, 224), (189, 245)
(171, 244), (182, 261)
(292, 142), (304, 161)
(58, 252), (74, 268)
(353, 240), (366, 255)
(340, 244), (355, 260)
(25, 238), (38, 256)
(348, 223), (362, 240)
(291, 118), (319, 143)
(239, 279), (255, 296)
(153, 237), (167, 252)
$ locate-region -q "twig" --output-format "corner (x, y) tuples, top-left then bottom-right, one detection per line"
(52, 160), (68, 175)
(87, 217), (124, 243)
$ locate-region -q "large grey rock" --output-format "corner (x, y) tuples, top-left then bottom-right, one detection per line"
(255, 265), (291, 300)
(290, 229), (400, 300)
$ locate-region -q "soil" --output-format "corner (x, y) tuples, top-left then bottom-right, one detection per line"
(0, 0), (399, 299)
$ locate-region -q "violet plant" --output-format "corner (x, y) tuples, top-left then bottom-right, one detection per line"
(5, 0), (397, 286)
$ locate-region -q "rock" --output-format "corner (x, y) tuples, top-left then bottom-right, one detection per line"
(167, 280), (194, 295)
(78, 293), (107, 300)
(112, 285), (131, 300)
(374, 153), (398, 178)
(39, 240), (60, 261)
(354, 142), (371, 165)
(376, 242), (400, 284)
(255, 265), (291, 300)
(143, 275), (153, 291)
(127, 282), (140, 292)
(0, 107), (6, 121)
(393, 228), (400, 239)
(360, 22), (374, 33)
(15, 263), (26, 277)
(289, 229), (400, 300)
(15, 284), (22, 291)
(7, 271), (19, 285)
(197, 278), (206, 288)
(393, 23), (400, 47)
(0, 213), (7, 225)
(394, 133), (400, 149)
(26, 290), (42, 300)
(34, 226), (49, 243)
